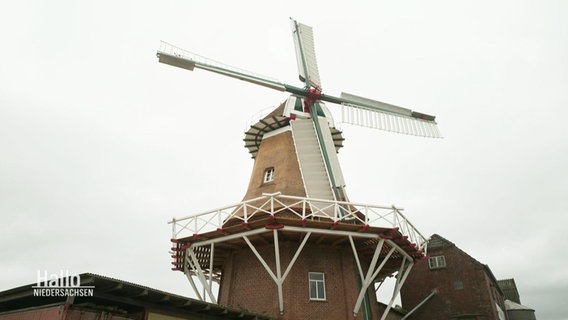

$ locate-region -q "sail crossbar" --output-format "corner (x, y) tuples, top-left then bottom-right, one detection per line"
(157, 41), (286, 92)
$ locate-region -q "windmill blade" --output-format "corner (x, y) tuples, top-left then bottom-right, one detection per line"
(157, 41), (287, 92)
(337, 92), (442, 138)
(290, 19), (322, 89)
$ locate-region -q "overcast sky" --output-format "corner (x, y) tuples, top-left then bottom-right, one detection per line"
(1, 1), (567, 319)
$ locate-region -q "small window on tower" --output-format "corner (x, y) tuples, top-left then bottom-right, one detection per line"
(308, 272), (326, 301)
(264, 167), (275, 183)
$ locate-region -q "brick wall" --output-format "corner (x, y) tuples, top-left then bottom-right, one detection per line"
(401, 244), (505, 319)
(218, 241), (382, 319)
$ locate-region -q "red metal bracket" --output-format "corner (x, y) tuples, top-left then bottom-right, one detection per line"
(303, 87), (323, 113)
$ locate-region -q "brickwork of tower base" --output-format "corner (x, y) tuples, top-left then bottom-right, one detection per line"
(218, 242), (382, 319)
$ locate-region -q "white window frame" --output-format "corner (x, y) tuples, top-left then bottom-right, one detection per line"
(308, 272), (326, 301)
(428, 255), (446, 269)
(263, 167), (275, 183)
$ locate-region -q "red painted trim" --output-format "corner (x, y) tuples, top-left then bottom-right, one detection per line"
(379, 233), (394, 239)
(303, 87), (323, 112)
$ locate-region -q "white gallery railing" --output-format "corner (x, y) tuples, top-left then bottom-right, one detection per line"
(169, 193), (427, 250)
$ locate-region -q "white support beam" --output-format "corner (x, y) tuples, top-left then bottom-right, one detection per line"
(349, 235), (365, 280)
(353, 239), (384, 316)
(273, 230), (284, 315)
(183, 260), (203, 301)
(240, 230), (315, 316)
(192, 228), (270, 247)
(366, 239), (386, 282)
(191, 225), (394, 250)
(187, 249), (217, 303)
(281, 232), (311, 281)
(209, 243), (214, 293)
(401, 289), (437, 320)
(386, 239), (414, 261)
(380, 260), (414, 320)
(353, 243), (397, 317)
(243, 236), (278, 282)
(283, 225), (379, 239)
(369, 247), (397, 283)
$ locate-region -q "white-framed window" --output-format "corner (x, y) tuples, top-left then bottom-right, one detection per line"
(263, 167), (275, 183)
(428, 255), (446, 269)
(309, 272), (326, 301)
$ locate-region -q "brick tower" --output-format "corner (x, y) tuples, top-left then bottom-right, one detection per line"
(159, 18), (440, 320)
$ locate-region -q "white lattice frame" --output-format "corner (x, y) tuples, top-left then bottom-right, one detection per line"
(182, 225), (416, 318)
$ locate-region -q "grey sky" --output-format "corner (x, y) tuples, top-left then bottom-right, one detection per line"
(1, 1), (566, 319)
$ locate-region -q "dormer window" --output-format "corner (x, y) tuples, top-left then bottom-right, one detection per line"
(428, 255), (446, 269)
(264, 167), (275, 183)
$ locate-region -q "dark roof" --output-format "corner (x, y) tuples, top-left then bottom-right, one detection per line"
(243, 100), (344, 159)
(497, 278), (521, 304)
(0, 273), (273, 320)
(427, 234), (455, 250)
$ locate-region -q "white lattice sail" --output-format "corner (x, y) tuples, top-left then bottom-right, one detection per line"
(291, 20), (322, 89)
(340, 92), (442, 138)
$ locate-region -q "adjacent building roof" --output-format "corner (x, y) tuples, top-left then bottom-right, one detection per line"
(427, 234), (455, 250)
(0, 273), (272, 320)
(504, 299), (535, 311)
(497, 278), (521, 304)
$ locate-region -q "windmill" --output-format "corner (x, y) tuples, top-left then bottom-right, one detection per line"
(159, 18), (439, 320)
